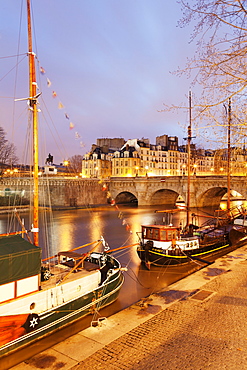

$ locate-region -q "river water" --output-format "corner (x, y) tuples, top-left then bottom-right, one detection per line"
(0, 203), (241, 313)
(1, 203), (245, 367)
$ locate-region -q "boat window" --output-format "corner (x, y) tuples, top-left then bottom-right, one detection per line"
(166, 229), (178, 240)
(148, 228), (153, 239)
(160, 230), (167, 241)
(153, 229), (159, 240)
(160, 229), (179, 240)
(143, 228), (159, 240)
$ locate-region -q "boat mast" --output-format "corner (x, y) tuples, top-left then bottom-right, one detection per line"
(27, 0), (39, 246)
(186, 91), (192, 227)
(227, 98), (231, 216)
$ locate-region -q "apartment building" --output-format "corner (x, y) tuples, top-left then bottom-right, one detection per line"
(81, 135), (247, 178)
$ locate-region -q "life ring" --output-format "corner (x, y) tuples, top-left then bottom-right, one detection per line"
(41, 266), (51, 281)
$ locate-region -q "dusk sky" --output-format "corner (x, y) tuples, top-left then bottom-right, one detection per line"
(0, 1), (198, 165)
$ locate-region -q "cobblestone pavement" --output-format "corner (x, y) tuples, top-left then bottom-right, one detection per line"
(72, 258), (247, 370)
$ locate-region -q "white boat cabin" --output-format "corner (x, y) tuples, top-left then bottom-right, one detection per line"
(141, 224), (200, 251)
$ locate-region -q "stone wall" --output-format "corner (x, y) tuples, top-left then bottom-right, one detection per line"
(0, 178), (108, 207)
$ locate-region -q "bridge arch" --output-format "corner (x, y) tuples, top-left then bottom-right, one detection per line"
(197, 187), (228, 208)
(197, 187), (247, 208)
(115, 191), (138, 205)
(150, 189), (179, 206)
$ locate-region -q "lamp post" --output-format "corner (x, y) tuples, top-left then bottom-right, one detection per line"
(182, 164), (186, 176)
(145, 165), (148, 177)
(63, 160), (69, 176)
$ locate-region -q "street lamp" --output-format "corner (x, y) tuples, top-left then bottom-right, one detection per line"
(193, 164), (197, 176)
(63, 160), (69, 176)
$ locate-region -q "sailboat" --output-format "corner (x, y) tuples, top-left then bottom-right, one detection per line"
(0, 0), (124, 357)
(136, 94), (247, 268)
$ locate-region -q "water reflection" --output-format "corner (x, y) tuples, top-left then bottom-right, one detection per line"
(0, 205), (211, 300)
(220, 199), (247, 212)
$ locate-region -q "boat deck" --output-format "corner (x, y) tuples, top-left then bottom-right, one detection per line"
(41, 261), (100, 290)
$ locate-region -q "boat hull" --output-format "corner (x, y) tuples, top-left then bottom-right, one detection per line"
(0, 268), (124, 357)
(137, 241), (231, 266)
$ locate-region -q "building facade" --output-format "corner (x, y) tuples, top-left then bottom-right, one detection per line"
(81, 136), (247, 178)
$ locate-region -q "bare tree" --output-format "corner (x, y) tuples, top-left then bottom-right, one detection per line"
(179, 1), (247, 96)
(0, 127), (18, 165)
(68, 155), (83, 174)
(175, 1), (247, 145)
(0, 142), (18, 165)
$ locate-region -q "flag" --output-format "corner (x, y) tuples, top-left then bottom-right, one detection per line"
(65, 113), (70, 119)
(47, 78), (51, 87)
(75, 132), (81, 139)
(52, 91), (57, 98)
(40, 66), (45, 74)
(58, 101), (64, 109)
(69, 122), (74, 129)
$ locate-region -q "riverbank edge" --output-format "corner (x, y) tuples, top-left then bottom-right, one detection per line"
(0, 204), (111, 214)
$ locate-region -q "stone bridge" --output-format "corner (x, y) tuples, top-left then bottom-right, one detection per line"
(1, 176), (247, 208)
(0, 178), (107, 207)
(109, 176), (247, 207)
